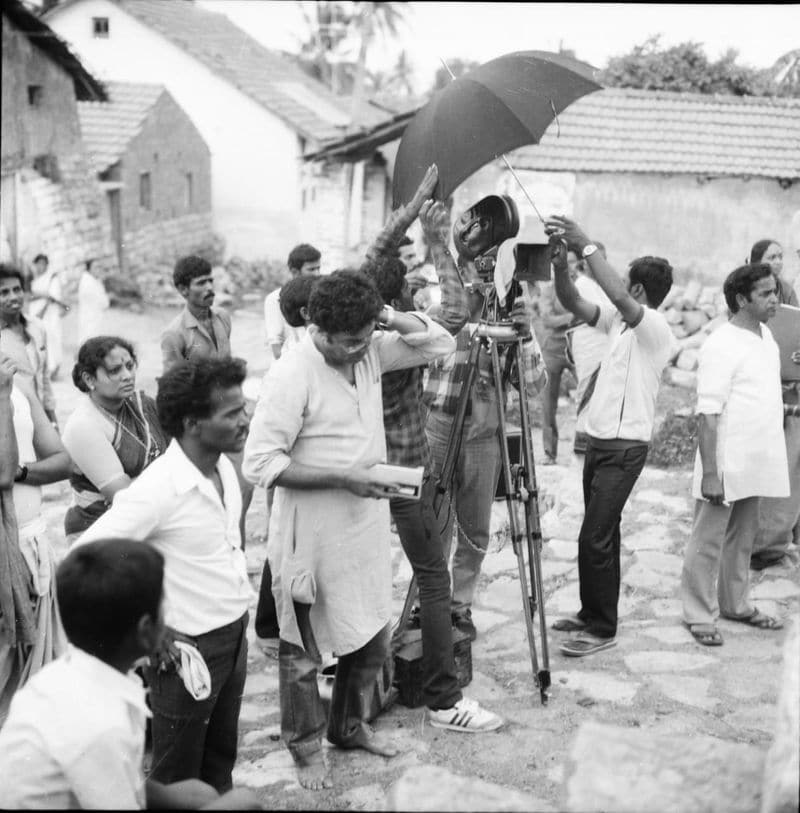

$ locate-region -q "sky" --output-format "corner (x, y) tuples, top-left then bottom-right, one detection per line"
(199, 1), (800, 93)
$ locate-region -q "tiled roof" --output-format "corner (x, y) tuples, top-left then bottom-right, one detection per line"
(114, 0), (385, 143)
(510, 87), (800, 179)
(78, 81), (164, 172)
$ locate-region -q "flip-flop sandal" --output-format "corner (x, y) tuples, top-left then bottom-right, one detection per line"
(559, 635), (616, 657)
(552, 616), (588, 632)
(727, 609), (783, 630)
(689, 625), (723, 646)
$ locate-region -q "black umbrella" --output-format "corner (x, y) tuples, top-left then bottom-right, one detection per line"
(392, 51), (602, 209)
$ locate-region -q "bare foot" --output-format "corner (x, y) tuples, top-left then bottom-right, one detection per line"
(349, 724), (401, 758)
(295, 752), (333, 791)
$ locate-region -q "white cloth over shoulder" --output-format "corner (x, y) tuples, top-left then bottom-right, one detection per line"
(692, 321), (788, 502)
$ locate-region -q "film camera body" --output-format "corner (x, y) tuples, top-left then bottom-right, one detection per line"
(452, 194), (553, 293)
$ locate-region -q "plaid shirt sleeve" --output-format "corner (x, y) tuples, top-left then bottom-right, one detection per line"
(365, 204), (417, 261)
(427, 242), (469, 336)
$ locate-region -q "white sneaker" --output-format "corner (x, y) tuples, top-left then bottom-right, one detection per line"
(427, 697), (503, 733)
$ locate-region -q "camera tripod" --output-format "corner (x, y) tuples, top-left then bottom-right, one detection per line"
(394, 313), (551, 705)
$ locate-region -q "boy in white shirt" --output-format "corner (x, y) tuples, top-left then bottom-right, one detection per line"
(0, 539), (260, 809)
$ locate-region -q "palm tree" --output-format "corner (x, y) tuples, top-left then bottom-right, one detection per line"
(349, 2), (408, 126)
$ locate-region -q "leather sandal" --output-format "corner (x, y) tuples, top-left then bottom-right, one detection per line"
(726, 609), (783, 631)
(689, 624), (723, 646)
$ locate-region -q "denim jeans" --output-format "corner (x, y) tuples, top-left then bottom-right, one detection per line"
(144, 613), (248, 792)
(577, 440), (648, 638)
(427, 409), (502, 615)
(391, 475), (462, 710)
(278, 621), (390, 761)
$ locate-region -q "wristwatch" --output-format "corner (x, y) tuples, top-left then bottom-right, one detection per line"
(582, 244), (599, 259)
(14, 464), (28, 483)
(379, 304), (395, 328)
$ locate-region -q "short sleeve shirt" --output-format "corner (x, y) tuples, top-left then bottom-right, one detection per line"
(585, 305), (677, 442)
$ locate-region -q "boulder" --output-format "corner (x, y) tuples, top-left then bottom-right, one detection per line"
(760, 619), (799, 813)
(679, 279), (703, 309)
(681, 309), (710, 335)
(566, 721), (764, 813)
(660, 285), (684, 311)
(386, 766), (551, 812)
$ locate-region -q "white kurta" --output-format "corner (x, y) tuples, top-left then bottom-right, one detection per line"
(692, 321), (789, 502)
(243, 317), (454, 656)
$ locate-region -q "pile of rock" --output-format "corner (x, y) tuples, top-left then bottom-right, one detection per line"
(660, 279), (728, 389)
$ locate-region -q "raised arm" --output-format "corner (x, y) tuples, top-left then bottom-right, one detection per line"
(365, 165), (439, 262)
(545, 216), (642, 325)
(418, 200), (468, 335)
(547, 237), (600, 325)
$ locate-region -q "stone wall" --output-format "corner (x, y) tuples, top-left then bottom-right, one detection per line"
(17, 152), (117, 298)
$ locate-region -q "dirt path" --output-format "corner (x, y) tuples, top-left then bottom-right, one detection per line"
(40, 304), (800, 811)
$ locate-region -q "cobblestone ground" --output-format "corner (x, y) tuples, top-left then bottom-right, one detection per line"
(41, 305), (800, 810)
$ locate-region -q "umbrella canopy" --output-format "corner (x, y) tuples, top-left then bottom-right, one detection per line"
(392, 51), (602, 208)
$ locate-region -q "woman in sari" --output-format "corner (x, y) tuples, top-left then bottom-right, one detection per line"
(62, 336), (168, 539)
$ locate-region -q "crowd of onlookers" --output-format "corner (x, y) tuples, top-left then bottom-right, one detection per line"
(0, 163), (798, 804)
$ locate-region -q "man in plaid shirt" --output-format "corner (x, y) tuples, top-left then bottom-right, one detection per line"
(361, 165), (503, 732)
(423, 220), (547, 643)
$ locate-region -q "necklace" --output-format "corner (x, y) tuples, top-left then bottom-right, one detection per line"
(91, 393), (159, 462)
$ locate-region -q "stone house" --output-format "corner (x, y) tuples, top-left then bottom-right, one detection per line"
(1, 0), (116, 287)
(77, 81), (212, 275)
(45, 0), (393, 266)
(308, 87), (800, 283)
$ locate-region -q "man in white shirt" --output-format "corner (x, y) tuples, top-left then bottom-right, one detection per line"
(0, 538), (260, 810)
(545, 215), (676, 657)
(76, 358), (254, 792)
(681, 264), (788, 646)
(264, 244), (321, 360)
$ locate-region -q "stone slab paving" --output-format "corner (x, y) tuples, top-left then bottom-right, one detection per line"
(38, 306), (799, 810)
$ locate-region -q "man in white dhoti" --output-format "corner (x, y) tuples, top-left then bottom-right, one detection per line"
(243, 270), (455, 790)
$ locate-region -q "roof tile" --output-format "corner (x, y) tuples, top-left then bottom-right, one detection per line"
(78, 81), (163, 172)
(510, 88), (800, 178)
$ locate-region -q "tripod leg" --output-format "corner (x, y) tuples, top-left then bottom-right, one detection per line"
(515, 340), (551, 704)
(488, 340), (543, 700)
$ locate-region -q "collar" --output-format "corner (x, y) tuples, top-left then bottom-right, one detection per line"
(181, 306), (217, 330)
(66, 646), (150, 718)
(163, 438), (217, 495)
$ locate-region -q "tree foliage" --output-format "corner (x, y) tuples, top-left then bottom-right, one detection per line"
(600, 37), (798, 97)
(293, 0), (409, 99)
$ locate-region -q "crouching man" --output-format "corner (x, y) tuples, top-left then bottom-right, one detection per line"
(243, 270), (455, 790)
